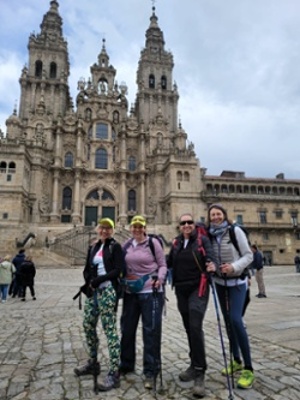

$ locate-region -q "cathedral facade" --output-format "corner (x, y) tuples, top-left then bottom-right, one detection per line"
(0, 1), (300, 264)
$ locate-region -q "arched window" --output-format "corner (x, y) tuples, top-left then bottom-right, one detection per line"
(8, 161), (16, 173)
(177, 171), (182, 181)
(128, 156), (136, 171)
(0, 161), (7, 173)
(49, 62), (57, 78)
(62, 187), (72, 210)
(35, 60), (43, 78)
(102, 190), (114, 201)
(95, 148), (108, 169)
(96, 123), (108, 139)
(184, 172), (190, 182)
(87, 190), (99, 200)
(161, 75), (167, 90)
(64, 152), (73, 168)
(128, 189), (136, 211)
(149, 74), (155, 89)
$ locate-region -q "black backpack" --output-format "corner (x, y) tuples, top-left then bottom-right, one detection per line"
(228, 224), (251, 279)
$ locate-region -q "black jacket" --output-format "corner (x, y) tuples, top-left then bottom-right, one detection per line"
(167, 230), (215, 288)
(19, 260), (36, 286)
(83, 237), (124, 292)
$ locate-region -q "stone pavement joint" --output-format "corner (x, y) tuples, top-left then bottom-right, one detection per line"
(0, 266), (299, 399)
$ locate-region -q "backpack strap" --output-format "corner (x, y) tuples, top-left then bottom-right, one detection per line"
(148, 236), (156, 261)
(228, 225), (241, 255)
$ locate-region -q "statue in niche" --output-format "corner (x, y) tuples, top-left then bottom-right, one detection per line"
(148, 197), (157, 215)
(36, 123), (44, 138)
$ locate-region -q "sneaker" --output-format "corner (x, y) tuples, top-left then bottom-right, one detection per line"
(97, 371), (120, 391)
(21, 298), (26, 301)
(74, 359), (100, 377)
(144, 376), (153, 389)
(237, 369), (255, 389)
(1, 300), (6, 303)
(32, 297), (36, 300)
(179, 365), (198, 382)
(193, 371), (205, 398)
(221, 360), (243, 376)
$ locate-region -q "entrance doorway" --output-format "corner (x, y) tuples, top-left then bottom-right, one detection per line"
(85, 206), (98, 226)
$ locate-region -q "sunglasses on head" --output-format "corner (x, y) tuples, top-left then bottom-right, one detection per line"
(179, 220), (194, 226)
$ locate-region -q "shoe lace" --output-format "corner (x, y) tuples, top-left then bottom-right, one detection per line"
(241, 370), (253, 380)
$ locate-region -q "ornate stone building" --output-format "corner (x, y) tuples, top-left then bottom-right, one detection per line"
(0, 1), (299, 264)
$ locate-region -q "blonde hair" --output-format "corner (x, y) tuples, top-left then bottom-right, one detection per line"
(3, 255), (11, 261)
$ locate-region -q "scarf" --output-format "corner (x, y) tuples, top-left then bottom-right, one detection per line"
(209, 220), (229, 237)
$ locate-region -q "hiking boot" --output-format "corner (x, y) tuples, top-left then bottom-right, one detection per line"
(74, 359), (100, 377)
(119, 366), (134, 375)
(193, 371), (205, 398)
(221, 360), (243, 376)
(144, 376), (153, 389)
(179, 365), (198, 382)
(237, 369), (255, 389)
(97, 370), (120, 391)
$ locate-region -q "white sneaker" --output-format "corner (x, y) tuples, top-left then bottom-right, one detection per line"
(1, 300), (6, 303)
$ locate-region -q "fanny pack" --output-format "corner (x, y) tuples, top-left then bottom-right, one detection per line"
(122, 274), (150, 293)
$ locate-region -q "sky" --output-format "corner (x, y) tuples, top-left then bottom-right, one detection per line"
(1, 0), (300, 179)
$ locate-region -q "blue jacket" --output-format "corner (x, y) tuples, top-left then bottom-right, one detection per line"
(252, 250), (264, 271)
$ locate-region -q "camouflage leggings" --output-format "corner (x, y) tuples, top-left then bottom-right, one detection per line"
(83, 285), (120, 372)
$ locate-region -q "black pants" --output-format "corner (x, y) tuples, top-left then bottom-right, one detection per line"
(120, 292), (164, 378)
(175, 286), (209, 371)
(22, 285), (35, 298)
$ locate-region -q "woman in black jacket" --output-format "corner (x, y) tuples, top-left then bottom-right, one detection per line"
(20, 256), (36, 301)
(167, 214), (215, 398)
(74, 218), (124, 392)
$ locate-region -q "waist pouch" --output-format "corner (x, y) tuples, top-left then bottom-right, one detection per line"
(121, 274), (150, 293)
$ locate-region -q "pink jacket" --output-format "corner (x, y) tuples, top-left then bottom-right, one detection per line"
(123, 236), (167, 293)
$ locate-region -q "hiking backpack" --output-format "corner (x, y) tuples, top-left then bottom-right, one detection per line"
(228, 223), (252, 279)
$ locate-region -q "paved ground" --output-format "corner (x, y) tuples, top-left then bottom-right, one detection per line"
(0, 265), (299, 400)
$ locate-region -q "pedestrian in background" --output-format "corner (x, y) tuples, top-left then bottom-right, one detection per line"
(0, 255), (16, 303)
(251, 245), (267, 298)
(12, 248), (26, 298)
(20, 256), (36, 301)
(206, 204), (255, 390)
(294, 254), (300, 273)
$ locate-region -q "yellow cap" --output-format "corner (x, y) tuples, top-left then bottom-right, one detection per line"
(98, 217), (115, 228)
(130, 215), (146, 227)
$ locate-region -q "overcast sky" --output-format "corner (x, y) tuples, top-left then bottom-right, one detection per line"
(1, 0), (300, 179)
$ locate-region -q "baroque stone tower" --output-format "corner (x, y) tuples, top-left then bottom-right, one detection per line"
(0, 1), (204, 238)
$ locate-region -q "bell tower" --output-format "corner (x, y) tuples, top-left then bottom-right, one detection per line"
(18, 0), (71, 123)
(134, 7), (179, 133)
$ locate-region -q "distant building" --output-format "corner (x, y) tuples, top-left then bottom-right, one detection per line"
(0, 1), (299, 264)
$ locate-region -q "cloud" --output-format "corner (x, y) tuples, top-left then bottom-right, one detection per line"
(1, 0), (300, 179)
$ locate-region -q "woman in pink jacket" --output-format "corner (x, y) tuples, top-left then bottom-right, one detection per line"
(119, 215), (167, 390)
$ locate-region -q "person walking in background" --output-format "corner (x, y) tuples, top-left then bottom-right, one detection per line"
(294, 254), (300, 273)
(167, 214), (215, 398)
(12, 248), (26, 298)
(119, 215), (167, 390)
(251, 245), (267, 298)
(74, 218), (123, 392)
(0, 255), (16, 303)
(20, 256), (36, 301)
(206, 204), (255, 390)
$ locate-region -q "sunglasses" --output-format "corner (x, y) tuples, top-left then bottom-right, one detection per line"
(179, 220), (194, 226)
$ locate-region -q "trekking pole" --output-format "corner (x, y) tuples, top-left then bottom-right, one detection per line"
(224, 277), (235, 391)
(207, 273), (234, 400)
(151, 273), (164, 399)
(92, 290), (99, 394)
